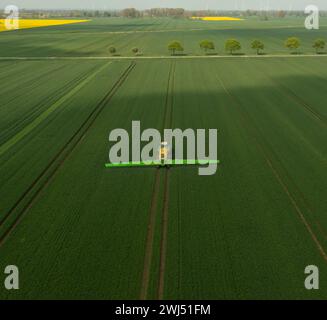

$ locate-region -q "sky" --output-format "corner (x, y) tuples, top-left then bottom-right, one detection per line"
(0, 0), (326, 11)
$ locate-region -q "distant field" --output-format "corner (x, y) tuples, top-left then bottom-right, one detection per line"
(191, 16), (243, 21)
(0, 17), (326, 300)
(0, 17), (326, 56)
(0, 19), (89, 32)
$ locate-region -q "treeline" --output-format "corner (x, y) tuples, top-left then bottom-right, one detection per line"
(243, 10), (327, 18)
(107, 38), (326, 57)
(143, 8), (185, 18)
(4, 9), (119, 19)
(166, 38), (326, 55)
(10, 9), (327, 19)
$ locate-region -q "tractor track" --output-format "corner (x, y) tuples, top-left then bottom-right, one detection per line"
(140, 61), (175, 300)
(1, 54), (327, 61)
(0, 61), (136, 247)
(215, 73), (327, 263)
(252, 63), (327, 127)
(273, 81), (327, 126)
(1, 64), (95, 145)
(157, 61), (175, 300)
(157, 169), (170, 300)
(139, 169), (162, 300)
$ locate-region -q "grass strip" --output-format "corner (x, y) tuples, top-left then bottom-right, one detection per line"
(0, 62), (112, 156)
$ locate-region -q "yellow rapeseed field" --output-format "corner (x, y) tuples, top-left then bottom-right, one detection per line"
(191, 16), (243, 21)
(0, 19), (90, 32)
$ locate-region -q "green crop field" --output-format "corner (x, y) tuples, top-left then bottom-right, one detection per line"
(0, 16), (327, 57)
(0, 16), (327, 300)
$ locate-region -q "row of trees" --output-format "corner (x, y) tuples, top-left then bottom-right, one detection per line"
(167, 38), (326, 55)
(145, 8), (185, 18)
(121, 8), (186, 18)
(117, 9), (327, 19)
(11, 9), (327, 19)
(109, 46), (141, 56)
(107, 38), (326, 56)
(109, 37), (326, 56)
(120, 8), (327, 19)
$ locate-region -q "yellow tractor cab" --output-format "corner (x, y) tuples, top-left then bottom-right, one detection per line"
(159, 142), (170, 166)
